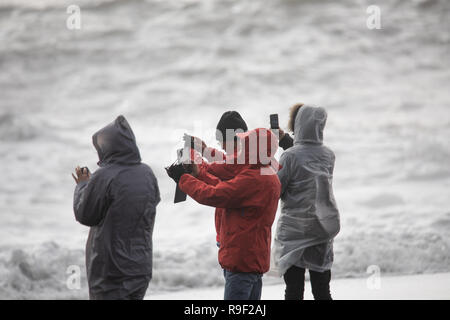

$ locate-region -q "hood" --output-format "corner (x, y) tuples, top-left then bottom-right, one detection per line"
(92, 115), (141, 167)
(294, 105), (327, 145)
(236, 128), (279, 169)
(215, 110), (248, 142)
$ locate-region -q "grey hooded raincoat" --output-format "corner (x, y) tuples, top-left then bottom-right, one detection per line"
(73, 115), (160, 299)
(273, 106), (340, 276)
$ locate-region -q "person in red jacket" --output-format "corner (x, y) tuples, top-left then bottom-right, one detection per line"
(184, 111), (248, 247)
(169, 128), (281, 300)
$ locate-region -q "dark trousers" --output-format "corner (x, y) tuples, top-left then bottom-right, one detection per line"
(223, 270), (263, 300)
(89, 275), (151, 300)
(283, 266), (332, 300)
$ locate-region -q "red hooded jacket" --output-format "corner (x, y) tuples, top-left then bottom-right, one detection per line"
(199, 148), (236, 244)
(179, 129), (281, 273)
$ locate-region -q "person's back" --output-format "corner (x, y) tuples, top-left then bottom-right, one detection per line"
(215, 165), (280, 274)
(280, 142), (336, 220)
(73, 115), (160, 300)
(274, 106), (340, 300)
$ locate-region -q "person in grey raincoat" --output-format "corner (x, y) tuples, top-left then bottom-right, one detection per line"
(273, 104), (340, 300)
(72, 115), (160, 300)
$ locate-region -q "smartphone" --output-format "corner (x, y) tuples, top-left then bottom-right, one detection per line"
(80, 167), (90, 175)
(270, 114), (279, 129)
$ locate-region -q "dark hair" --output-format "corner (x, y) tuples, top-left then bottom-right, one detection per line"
(287, 103), (304, 132)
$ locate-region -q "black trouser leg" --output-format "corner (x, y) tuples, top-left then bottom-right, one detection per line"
(283, 266), (305, 300)
(89, 276), (151, 300)
(309, 269), (332, 300)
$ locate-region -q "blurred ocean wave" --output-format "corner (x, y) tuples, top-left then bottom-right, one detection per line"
(1, 220), (449, 299)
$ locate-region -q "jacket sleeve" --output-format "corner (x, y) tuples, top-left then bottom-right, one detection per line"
(156, 182), (161, 205)
(197, 164), (222, 186)
(330, 152), (336, 176)
(179, 173), (259, 209)
(279, 133), (294, 150)
(206, 162), (238, 181)
(73, 171), (111, 227)
(150, 168), (161, 205)
(215, 211), (222, 244)
(277, 152), (292, 197)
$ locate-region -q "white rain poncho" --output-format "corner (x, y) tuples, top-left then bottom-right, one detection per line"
(273, 106), (340, 276)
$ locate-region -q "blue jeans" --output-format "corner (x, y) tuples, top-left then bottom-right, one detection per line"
(223, 270), (263, 300)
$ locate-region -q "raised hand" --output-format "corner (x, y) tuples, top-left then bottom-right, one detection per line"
(72, 166), (91, 184)
(183, 133), (207, 152)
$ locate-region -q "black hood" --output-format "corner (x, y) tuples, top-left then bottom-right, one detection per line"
(215, 111), (248, 141)
(92, 115), (141, 167)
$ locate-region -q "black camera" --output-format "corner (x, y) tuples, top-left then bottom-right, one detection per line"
(165, 139), (193, 203)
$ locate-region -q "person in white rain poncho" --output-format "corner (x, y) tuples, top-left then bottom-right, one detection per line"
(273, 104), (340, 300)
